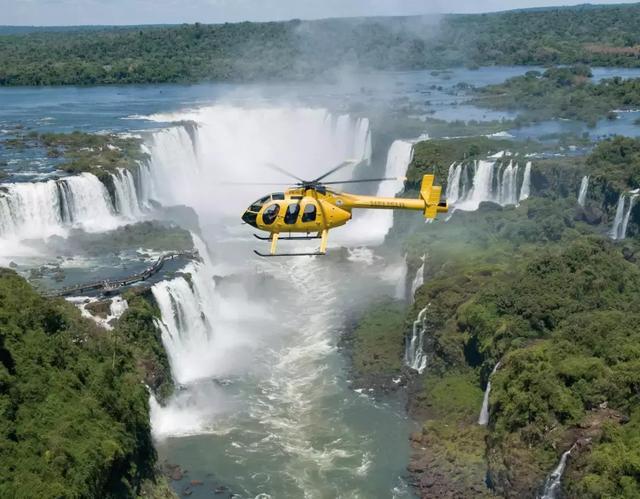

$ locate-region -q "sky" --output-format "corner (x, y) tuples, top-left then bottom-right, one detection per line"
(3, 0), (639, 26)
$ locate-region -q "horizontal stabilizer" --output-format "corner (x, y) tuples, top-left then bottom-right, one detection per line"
(419, 174), (448, 219)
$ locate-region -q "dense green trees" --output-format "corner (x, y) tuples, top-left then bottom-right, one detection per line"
(474, 65), (640, 125)
(354, 135), (640, 496)
(4, 3), (640, 86)
(0, 269), (164, 497)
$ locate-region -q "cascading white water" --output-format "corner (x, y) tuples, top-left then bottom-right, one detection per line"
(410, 255), (426, 303)
(135, 157), (156, 209)
(621, 194), (638, 240)
(464, 160), (495, 210)
(112, 167), (144, 218)
(152, 265), (214, 385)
(0, 178), (63, 239)
(538, 444), (578, 499)
(0, 172), (123, 242)
(144, 106), (372, 220)
(446, 163), (462, 204)
(519, 161), (532, 201)
(478, 361), (501, 425)
(499, 161), (519, 206)
(449, 159), (531, 211)
(338, 140), (413, 245)
(609, 194), (626, 240)
(577, 175), (589, 207)
(150, 235), (250, 388)
(405, 306), (428, 373)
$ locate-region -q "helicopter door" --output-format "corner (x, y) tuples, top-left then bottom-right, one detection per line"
(301, 203), (317, 222)
(284, 203), (300, 224)
(261, 203), (280, 225)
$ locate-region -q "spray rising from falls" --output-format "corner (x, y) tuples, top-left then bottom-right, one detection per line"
(538, 443), (578, 499)
(144, 106), (372, 220)
(578, 176), (589, 207)
(336, 140), (413, 246)
(405, 306), (428, 373)
(610, 193), (637, 240)
(478, 362), (501, 426)
(445, 158), (531, 211)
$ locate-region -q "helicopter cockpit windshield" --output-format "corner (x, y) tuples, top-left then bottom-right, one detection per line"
(242, 192), (285, 228)
(250, 195), (271, 212)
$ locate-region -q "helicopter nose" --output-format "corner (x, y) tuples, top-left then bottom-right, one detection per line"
(242, 210), (258, 228)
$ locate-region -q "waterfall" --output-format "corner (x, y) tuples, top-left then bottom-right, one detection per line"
(144, 106), (373, 219)
(621, 194), (638, 240)
(405, 306), (428, 373)
(609, 194), (625, 240)
(519, 161), (532, 201)
(135, 158), (156, 209)
(538, 444), (578, 499)
(466, 160), (495, 208)
(446, 163), (462, 204)
(499, 161), (519, 206)
(112, 167), (143, 218)
(451, 159), (531, 211)
(339, 140), (413, 245)
(0, 172), (124, 241)
(151, 260), (217, 385)
(577, 176), (589, 206)
(410, 254), (426, 303)
(478, 361), (501, 425)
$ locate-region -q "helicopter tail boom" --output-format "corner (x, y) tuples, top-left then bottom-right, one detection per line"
(344, 174), (447, 219)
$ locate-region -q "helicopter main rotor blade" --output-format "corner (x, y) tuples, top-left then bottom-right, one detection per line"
(220, 181), (292, 186)
(311, 159), (363, 183)
(264, 163), (306, 183)
(320, 177), (405, 185)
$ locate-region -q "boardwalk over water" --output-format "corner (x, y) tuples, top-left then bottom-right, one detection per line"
(45, 250), (198, 298)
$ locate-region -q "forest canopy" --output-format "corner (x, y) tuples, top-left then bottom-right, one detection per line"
(4, 3), (640, 85)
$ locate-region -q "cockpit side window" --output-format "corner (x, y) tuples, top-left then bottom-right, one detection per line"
(262, 203), (279, 225)
(250, 195), (271, 212)
(272, 192), (285, 200)
(284, 203), (300, 224)
(302, 203), (317, 222)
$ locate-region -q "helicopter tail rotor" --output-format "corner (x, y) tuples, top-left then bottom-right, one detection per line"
(420, 174), (448, 219)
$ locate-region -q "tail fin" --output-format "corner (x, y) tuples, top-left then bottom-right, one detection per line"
(420, 174), (448, 219)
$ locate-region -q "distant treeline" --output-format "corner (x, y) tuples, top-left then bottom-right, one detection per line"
(3, 3), (640, 85)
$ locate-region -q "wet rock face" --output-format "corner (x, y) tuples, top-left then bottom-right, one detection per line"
(574, 205), (604, 225)
(408, 426), (494, 499)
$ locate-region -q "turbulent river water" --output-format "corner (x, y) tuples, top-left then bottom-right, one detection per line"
(3, 66), (640, 498)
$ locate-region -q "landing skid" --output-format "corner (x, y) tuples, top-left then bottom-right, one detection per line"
(254, 228), (329, 257)
(253, 250), (325, 257)
(253, 233), (321, 241)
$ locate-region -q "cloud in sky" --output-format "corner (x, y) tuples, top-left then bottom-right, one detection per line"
(4, 0), (639, 26)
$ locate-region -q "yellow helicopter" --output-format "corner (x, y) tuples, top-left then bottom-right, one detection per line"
(240, 160), (448, 256)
